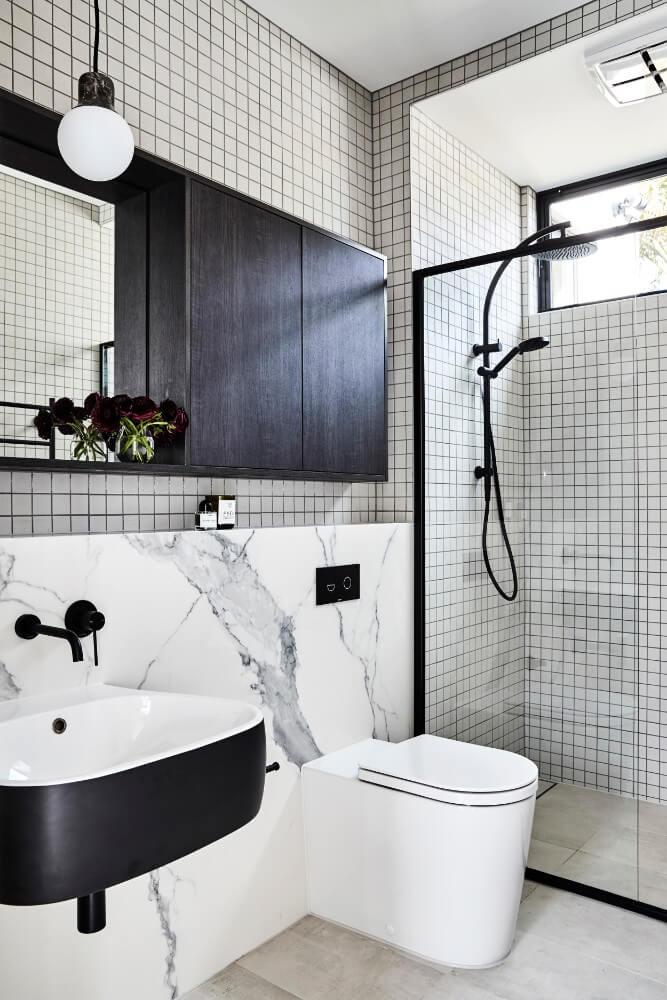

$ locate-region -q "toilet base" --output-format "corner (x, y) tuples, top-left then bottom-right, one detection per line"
(303, 739), (537, 970)
(309, 910), (516, 970)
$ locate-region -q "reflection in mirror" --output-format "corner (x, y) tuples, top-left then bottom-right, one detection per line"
(1, 165), (114, 460)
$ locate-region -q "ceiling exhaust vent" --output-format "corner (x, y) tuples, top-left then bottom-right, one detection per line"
(586, 25), (667, 105)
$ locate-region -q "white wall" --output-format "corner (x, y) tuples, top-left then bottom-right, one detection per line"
(0, 522), (413, 998)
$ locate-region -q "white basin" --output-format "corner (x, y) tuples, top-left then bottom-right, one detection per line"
(0, 684), (263, 785)
(0, 683), (267, 916)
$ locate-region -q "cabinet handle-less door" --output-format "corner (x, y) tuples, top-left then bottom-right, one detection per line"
(302, 229), (387, 478)
(190, 182), (303, 472)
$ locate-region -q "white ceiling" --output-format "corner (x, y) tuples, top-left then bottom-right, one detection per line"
(417, 10), (667, 191)
(248, 0), (578, 90)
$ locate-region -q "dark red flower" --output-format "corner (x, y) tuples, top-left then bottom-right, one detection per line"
(90, 396), (121, 434)
(159, 398), (178, 422)
(51, 397), (75, 423)
(73, 406), (87, 420)
(84, 392), (100, 415)
(172, 408), (189, 435)
(57, 423), (75, 436)
(131, 396), (158, 422)
(34, 408), (53, 441)
(112, 394), (133, 415)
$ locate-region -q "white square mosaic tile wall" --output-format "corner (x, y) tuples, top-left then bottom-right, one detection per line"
(373, 0), (667, 530)
(412, 107), (525, 753)
(0, 170), (113, 460)
(1, 0), (664, 536)
(0, 0), (377, 534)
(525, 294), (667, 804)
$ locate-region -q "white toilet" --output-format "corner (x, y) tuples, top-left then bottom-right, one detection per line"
(302, 734), (538, 969)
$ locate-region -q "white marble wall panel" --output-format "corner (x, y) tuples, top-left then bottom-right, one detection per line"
(0, 522), (413, 999)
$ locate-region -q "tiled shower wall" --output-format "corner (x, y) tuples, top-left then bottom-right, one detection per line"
(0, 0), (377, 534)
(525, 294), (667, 803)
(2, 0), (665, 538)
(412, 107), (525, 753)
(373, 0), (666, 530)
(1, 170), (114, 460)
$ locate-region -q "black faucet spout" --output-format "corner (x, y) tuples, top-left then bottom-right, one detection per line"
(15, 614), (84, 662)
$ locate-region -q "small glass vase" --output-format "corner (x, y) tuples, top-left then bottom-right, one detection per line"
(69, 430), (107, 462)
(114, 427), (155, 463)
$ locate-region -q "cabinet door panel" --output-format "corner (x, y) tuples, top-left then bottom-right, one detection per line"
(302, 230), (386, 477)
(190, 183), (303, 471)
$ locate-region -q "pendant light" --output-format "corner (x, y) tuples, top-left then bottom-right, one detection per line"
(57, 0), (134, 182)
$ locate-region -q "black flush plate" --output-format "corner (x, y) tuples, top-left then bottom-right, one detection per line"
(316, 564), (360, 605)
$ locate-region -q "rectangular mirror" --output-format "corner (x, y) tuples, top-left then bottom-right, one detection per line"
(1, 165), (115, 461)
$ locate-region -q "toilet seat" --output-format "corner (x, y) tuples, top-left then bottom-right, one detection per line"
(358, 734), (538, 806)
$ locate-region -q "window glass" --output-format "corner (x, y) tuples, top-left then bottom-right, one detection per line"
(546, 172), (667, 308)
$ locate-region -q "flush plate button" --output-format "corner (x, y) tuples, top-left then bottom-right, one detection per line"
(316, 564), (360, 605)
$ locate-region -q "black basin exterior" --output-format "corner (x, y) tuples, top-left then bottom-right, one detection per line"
(0, 718), (266, 905)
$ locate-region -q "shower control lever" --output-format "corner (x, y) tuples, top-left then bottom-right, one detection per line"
(472, 341), (501, 357)
(65, 601), (105, 667)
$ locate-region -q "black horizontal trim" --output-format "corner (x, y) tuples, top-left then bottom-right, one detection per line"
(413, 212), (667, 281)
(0, 455), (387, 483)
(526, 868), (667, 923)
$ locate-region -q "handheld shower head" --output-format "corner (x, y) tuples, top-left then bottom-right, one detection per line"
(478, 337), (549, 378)
(518, 336), (549, 353)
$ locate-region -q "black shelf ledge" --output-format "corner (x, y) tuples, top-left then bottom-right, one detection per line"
(0, 455), (387, 484)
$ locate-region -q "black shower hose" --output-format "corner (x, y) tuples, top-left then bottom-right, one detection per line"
(481, 378), (518, 602)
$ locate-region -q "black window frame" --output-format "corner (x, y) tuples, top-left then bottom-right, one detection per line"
(537, 156), (667, 312)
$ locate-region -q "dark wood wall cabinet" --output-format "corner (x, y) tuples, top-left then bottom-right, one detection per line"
(145, 177), (387, 482)
(0, 88), (387, 482)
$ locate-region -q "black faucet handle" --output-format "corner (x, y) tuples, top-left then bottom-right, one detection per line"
(64, 600), (106, 638)
(15, 613), (41, 640)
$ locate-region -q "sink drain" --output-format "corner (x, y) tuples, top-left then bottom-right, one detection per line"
(52, 717), (67, 735)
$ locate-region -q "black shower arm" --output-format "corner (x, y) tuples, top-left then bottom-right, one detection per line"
(481, 221), (569, 353)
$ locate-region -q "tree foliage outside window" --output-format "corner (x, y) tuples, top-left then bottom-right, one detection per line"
(543, 169), (667, 309)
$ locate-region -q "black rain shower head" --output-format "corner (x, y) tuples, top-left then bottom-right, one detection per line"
(478, 337), (549, 378)
(533, 240), (597, 261)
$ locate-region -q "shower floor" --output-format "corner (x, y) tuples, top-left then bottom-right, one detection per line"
(530, 781), (667, 908)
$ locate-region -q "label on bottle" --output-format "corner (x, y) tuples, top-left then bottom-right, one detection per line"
(196, 511), (217, 530)
(218, 499), (236, 528)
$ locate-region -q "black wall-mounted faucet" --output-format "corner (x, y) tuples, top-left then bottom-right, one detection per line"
(15, 614), (84, 662)
(65, 601), (105, 666)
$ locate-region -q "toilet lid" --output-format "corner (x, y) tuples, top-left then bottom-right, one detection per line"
(358, 735), (538, 806)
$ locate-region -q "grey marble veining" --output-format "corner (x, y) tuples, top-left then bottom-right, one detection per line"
(0, 523), (413, 1000)
(127, 531), (321, 766)
(149, 871), (179, 1000)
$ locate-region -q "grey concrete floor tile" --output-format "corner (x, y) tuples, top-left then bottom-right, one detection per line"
(199, 883), (667, 1000)
(527, 837), (575, 873)
(239, 918), (441, 1000)
(421, 978), (503, 999)
(439, 929), (667, 1000)
(518, 884), (667, 984)
(638, 867), (667, 909)
(558, 849), (638, 897)
(186, 963), (299, 998)
(639, 800), (667, 838)
(520, 879), (538, 901)
(531, 783), (635, 852)
(578, 825), (638, 867)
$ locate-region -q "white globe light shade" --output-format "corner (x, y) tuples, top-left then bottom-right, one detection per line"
(57, 104), (134, 182)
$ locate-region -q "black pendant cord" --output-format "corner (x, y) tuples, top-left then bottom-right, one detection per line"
(93, 0), (100, 73)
